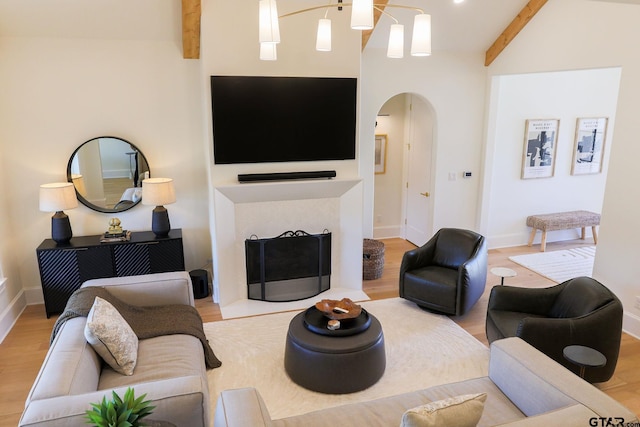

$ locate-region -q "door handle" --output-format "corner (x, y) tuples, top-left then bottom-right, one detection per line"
(420, 192), (430, 198)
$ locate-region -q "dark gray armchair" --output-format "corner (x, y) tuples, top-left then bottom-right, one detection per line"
(486, 276), (623, 383)
(399, 228), (488, 316)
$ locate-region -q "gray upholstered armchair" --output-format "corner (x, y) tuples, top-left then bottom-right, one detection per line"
(399, 228), (488, 316)
(486, 276), (623, 383)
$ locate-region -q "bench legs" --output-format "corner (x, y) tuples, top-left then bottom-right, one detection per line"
(528, 227), (597, 252)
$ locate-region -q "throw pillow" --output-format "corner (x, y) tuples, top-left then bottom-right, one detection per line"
(84, 296), (138, 375)
(400, 393), (487, 427)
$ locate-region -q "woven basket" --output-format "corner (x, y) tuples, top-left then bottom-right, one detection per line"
(363, 239), (385, 280)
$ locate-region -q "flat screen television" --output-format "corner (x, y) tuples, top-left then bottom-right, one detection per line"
(210, 75), (357, 164)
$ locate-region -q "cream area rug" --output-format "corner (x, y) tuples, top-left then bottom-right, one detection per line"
(509, 246), (596, 283)
(204, 298), (489, 420)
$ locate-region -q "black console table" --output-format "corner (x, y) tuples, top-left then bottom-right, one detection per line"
(36, 229), (184, 318)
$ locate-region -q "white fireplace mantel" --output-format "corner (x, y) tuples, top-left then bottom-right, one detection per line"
(215, 178), (361, 203)
(211, 178), (366, 318)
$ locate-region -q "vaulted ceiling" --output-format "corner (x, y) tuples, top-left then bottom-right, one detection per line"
(177, 0), (546, 65)
(0, 0), (547, 66)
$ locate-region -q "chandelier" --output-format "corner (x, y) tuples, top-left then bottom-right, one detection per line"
(258, 0), (439, 61)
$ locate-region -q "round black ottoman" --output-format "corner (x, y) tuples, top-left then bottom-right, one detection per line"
(284, 310), (385, 394)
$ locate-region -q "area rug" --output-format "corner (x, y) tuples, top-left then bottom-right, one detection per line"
(509, 246), (596, 283)
(204, 298), (489, 420)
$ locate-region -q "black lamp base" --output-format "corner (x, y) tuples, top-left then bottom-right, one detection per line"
(51, 211), (72, 245)
(152, 206), (171, 238)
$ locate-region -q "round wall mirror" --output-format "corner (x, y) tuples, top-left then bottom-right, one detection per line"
(67, 136), (150, 213)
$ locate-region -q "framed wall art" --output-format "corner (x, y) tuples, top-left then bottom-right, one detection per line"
(374, 134), (387, 174)
(521, 119), (559, 179)
(571, 117), (608, 175)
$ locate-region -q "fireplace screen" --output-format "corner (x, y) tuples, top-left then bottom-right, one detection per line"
(245, 230), (331, 302)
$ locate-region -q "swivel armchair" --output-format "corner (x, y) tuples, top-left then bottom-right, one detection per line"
(486, 276), (623, 383)
(399, 228), (487, 316)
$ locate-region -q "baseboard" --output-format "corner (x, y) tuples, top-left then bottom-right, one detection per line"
(373, 226), (402, 240)
(0, 289), (27, 344)
(623, 312), (640, 340)
(25, 286), (44, 305)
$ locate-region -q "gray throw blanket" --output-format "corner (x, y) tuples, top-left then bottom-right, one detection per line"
(51, 286), (222, 369)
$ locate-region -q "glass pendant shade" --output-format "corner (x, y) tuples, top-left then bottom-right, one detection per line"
(260, 42), (278, 60)
(411, 13), (431, 56)
(351, 0), (373, 30)
(259, 0), (280, 44)
(316, 18), (332, 51)
(387, 24), (404, 58)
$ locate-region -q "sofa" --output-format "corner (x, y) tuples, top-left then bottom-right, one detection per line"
(19, 272), (211, 427)
(214, 337), (637, 427)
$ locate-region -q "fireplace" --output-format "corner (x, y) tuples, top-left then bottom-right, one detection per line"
(245, 230), (331, 302)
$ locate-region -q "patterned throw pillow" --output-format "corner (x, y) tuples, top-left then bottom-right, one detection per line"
(400, 393), (487, 427)
(84, 296), (138, 375)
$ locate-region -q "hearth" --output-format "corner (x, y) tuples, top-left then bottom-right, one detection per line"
(245, 230), (331, 302)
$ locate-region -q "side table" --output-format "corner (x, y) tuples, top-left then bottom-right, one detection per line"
(563, 345), (607, 380)
(490, 267), (517, 286)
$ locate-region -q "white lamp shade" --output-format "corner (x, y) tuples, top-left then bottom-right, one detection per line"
(259, 0), (280, 44)
(260, 42), (277, 60)
(411, 14), (431, 56)
(316, 18), (332, 51)
(39, 182), (78, 212)
(387, 24), (404, 58)
(351, 0), (373, 30)
(142, 178), (176, 206)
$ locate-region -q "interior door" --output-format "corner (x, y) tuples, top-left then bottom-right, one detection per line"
(405, 95), (433, 246)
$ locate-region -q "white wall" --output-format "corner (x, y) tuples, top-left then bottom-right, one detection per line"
(485, 0), (640, 336)
(361, 50), (488, 238)
(373, 94), (407, 238)
(0, 36), (211, 331)
(482, 68), (621, 248)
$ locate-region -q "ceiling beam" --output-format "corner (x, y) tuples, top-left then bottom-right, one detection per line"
(362, 0), (390, 51)
(182, 0), (201, 59)
(484, 0), (547, 66)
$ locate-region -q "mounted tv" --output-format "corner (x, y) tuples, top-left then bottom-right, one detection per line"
(211, 76), (357, 164)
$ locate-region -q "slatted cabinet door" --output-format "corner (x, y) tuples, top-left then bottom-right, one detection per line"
(37, 245), (113, 317)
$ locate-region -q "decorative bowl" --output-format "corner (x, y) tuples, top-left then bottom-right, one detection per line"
(314, 298), (362, 320)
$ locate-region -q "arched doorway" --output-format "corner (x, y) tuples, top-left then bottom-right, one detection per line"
(373, 92), (435, 246)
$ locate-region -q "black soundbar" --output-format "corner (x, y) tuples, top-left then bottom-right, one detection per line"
(238, 170), (337, 183)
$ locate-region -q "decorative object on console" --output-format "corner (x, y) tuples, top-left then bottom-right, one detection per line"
(258, 0), (433, 60)
(39, 182), (78, 245)
(102, 217), (131, 243)
(142, 178), (176, 238)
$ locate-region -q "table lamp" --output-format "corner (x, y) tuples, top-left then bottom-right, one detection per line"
(142, 177), (176, 237)
(39, 182), (78, 245)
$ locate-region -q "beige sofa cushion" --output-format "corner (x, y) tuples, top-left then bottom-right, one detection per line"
(98, 334), (206, 389)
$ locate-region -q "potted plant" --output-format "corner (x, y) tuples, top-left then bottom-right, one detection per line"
(85, 387), (155, 427)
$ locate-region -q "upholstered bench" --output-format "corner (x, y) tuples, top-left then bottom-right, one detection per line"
(526, 210), (600, 251)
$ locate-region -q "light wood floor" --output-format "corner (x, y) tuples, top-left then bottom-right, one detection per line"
(1, 239), (638, 425)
